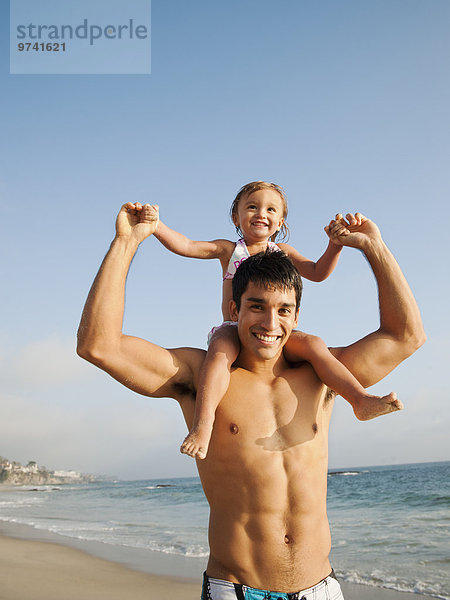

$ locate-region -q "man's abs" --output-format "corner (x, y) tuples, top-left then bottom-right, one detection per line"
(206, 502), (332, 593)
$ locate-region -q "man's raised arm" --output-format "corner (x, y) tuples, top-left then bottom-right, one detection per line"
(328, 213), (426, 388)
(77, 203), (203, 401)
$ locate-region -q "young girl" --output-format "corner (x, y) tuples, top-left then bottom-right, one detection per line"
(147, 181), (397, 459)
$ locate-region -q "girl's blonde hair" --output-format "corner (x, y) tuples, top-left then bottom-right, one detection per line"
(230, 181), (289, 242)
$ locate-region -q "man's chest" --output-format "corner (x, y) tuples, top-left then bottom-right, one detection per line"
(212, 367), (332, 452)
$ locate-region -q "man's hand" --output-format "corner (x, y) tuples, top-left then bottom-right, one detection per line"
(115, 202), (159, 244)
(324, 212), (382, 250)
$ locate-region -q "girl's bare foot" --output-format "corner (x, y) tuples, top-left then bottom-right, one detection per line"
(353, 392), (403, 421)
(180, 420), (214, 459)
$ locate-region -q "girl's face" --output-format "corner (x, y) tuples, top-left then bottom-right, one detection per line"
(233, 189), (285, 242)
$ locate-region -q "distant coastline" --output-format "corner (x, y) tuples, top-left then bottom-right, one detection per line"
(0, 455), (96, 486)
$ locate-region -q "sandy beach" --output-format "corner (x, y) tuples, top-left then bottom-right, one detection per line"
(0, 523), (437, 600)
(0, 533), (199, 600)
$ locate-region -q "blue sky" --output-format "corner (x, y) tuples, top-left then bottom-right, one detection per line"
(1, 0), (449, 479)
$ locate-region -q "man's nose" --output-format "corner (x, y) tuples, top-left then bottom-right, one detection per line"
(261, 310), (278, 331)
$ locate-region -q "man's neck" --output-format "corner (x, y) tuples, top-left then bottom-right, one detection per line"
(234, 347), (289, 378)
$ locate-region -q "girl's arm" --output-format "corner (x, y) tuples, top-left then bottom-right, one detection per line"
(278, 240), (342, 282)
(152, 206), (232, 260)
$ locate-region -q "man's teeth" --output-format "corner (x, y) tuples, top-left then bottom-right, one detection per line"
(255, 333), (278, 342)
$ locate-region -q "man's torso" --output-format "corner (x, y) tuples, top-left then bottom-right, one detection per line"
(181, 360), (335, 592)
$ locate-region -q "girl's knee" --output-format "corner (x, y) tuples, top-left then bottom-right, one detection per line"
(287, 331), (328, 360)
(208, 325), (240, 358)
(209, 324), (238, 345)
(304, 335), (328, 356)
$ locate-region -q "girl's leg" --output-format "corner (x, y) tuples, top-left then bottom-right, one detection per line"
(180, 325), (240, 459)
(284, 331), (403, 420)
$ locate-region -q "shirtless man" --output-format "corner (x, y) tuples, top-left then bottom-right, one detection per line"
(77, 204), (425, 600)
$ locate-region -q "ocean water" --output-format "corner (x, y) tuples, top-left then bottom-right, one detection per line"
(0, 461), (448, 599)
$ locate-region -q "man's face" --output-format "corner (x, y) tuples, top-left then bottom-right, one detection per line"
(230, 282), (299, 361)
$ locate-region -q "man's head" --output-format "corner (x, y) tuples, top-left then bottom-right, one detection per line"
(232, 250), (303, 313)
(230, 251), (303, 359)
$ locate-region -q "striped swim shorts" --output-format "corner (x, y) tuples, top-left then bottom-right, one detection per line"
(201, 570), (344, 600)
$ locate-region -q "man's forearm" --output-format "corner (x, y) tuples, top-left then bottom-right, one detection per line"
(77, 235), (140, 362)
(363, 237), (425, 351)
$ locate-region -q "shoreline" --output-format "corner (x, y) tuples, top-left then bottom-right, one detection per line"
(0, 520), (439, 600)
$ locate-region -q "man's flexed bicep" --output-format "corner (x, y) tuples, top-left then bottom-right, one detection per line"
(84, 334), (204, 402)
(330, 330), (413, 389)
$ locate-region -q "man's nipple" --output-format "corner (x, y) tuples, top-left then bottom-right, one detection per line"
(230, 423), (239, 435)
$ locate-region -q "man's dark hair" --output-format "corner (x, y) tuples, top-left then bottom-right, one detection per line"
(232, 251), (303, 312)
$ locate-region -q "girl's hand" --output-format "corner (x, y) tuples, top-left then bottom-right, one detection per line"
(115, 202), (159, 243)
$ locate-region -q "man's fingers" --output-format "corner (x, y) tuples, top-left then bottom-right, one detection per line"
(354, 212), (366, 225)
(334, 213), (352, 229)
(345, 212), (367, 226)
(123, 202), (142, 215)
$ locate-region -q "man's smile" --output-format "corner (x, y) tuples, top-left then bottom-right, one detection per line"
(252, 332), (282, 344)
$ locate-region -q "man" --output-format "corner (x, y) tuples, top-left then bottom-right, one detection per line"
(77, 203), (425, 600)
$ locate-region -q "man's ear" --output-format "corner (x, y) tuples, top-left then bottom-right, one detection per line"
(293, 308), (299, 329)
(229, 300), (239, 322)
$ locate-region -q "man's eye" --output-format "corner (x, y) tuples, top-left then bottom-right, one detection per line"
(251, 304), (263, 310)
(279, 308), (290, 315)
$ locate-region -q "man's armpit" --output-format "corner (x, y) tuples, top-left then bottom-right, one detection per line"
(325, 387), (336, 407)
(166, 346), (204, 401)
(172, 378), (196, 400)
